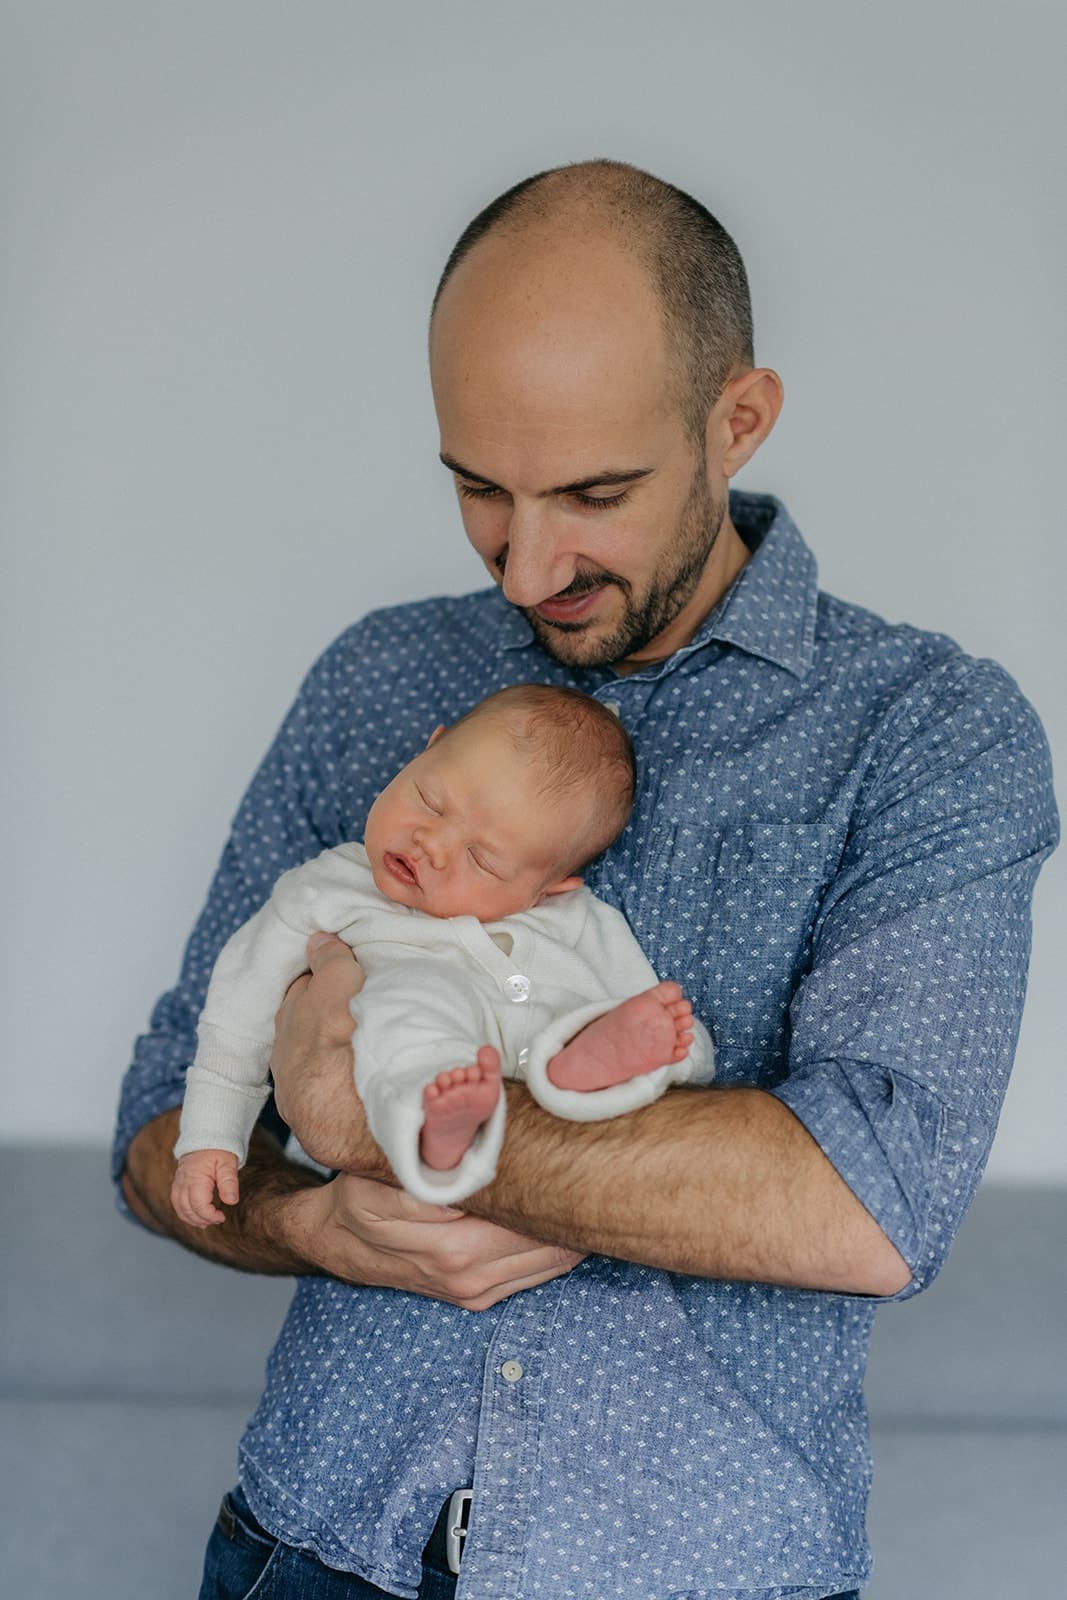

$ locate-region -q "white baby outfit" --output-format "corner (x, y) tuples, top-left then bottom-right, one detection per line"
(175, 842), (715, 1204)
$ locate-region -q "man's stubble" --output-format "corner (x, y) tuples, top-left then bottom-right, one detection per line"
(515, 458), (727, 671)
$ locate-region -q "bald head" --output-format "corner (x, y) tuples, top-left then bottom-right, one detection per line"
(431, 159), (754, 440)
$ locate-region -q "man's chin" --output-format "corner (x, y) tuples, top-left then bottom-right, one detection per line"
(526, 614), (621, 669)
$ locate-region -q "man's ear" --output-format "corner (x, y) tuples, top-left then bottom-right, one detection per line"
(711, 366), (784, 480)
(536, 875), (583, 903)
(426, 724), (447, 747)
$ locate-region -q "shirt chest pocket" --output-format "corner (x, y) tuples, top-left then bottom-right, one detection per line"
(617, 820), (841, 1068)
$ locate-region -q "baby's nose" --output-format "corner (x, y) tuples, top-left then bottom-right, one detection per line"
(413, 825), (447, 871)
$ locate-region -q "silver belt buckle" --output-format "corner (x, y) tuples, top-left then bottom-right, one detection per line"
(445, 1487), (473, 1575)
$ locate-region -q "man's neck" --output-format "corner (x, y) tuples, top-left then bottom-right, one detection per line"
(612, 513), (750, 676)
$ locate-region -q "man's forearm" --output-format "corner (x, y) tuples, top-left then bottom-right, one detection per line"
(461, 1082), (912, 1297)
(122, 1106), (328, 1276)
(266, 942), (911, 1297)
(122, 1103), (583, 1309)
(272, 1044), (910, 1294)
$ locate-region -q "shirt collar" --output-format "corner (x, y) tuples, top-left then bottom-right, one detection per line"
(695, 491), (818, 679)
(492, 489), (819, 680)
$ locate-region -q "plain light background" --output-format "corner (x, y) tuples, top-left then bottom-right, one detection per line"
(2, 1), (1063, 1179)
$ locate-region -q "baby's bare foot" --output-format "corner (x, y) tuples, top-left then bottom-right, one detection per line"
(547, 982), (695, 1092)
(420, 1046), (502, 1171)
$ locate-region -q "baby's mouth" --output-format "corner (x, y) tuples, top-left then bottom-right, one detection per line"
(384, 851), (420, 888)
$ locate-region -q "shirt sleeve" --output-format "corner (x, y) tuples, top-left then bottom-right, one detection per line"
(769, 656), (1059, 1300)
(111, 629), (363, 1214)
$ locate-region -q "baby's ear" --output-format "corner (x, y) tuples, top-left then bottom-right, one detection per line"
(537, 874), (583, 902)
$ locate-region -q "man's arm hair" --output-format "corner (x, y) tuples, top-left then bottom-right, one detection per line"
(122, 1100), (586, 1311)
(472, 1080), (913, 1295)
(122, 1106), (327, 1276)
(264, 965), (912, 1299)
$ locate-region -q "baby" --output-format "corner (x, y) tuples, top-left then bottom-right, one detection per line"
(172, 684), (715, 1222)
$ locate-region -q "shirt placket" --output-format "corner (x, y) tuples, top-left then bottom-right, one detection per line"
(459, 1276), (571, 1600)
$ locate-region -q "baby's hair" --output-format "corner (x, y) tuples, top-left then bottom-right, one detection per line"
(445, 685), (637, 871)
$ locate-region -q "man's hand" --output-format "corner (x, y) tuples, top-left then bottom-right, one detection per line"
(280, 1172), (585, 1311)
(124, 1107), (585, 1304)
(262, 930), (590, 1304)
(271, 932), (381, 1172)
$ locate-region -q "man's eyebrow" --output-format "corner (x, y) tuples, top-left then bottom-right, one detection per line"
(439, 452), (653, 496)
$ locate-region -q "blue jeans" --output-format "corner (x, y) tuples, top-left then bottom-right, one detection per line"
(198, 1484), (860, 1599)
(198, 1487), (457, 1599)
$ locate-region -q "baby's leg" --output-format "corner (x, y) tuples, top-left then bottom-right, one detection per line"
(547, 983), (694, 1093)
(420, 1046), (502, 1171)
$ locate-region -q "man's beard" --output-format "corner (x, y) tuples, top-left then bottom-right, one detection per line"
(513, 464), (726, 670)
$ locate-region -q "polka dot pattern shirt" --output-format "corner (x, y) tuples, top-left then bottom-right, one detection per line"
(114, 493), (1058, 1599)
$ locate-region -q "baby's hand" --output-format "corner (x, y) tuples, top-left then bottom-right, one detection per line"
(171, 1149), (241, 1227)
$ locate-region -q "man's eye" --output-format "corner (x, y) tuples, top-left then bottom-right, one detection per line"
(458, 482), (629, 511)
(458, 482), (502, 502)
(572, 489), (630, 510)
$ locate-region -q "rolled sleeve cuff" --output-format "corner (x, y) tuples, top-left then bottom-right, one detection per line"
(770, 1056), (972, 1301)
(110, 1081), (187, 1226)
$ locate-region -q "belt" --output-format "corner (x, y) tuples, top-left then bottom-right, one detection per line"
(425, 1487), (473, 1576)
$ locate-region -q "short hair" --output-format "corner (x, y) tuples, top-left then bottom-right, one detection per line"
(444, 684), (636, 871)
(431, 158), (754, 440)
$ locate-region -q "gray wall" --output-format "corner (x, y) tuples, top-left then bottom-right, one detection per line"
(2, 1), (1064, 1177)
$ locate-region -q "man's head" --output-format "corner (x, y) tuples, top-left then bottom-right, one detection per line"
(429, 159), (782, 672)
(364, 685), (636, 922)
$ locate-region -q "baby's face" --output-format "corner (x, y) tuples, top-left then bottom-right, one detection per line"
(364, 717), (586, 922)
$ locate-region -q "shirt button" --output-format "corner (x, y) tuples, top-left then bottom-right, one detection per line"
(517, 1047), (529, 1068)
(503, 974), (531, 1003)
(602, 700), (622, 717)
(500, 1360), (524, 1383)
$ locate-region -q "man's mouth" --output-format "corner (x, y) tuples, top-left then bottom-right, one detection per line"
(384, 851), (420, 888)
(534, 586), (608, 625)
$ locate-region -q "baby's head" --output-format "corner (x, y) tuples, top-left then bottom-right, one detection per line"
(364, 685), (636, 922)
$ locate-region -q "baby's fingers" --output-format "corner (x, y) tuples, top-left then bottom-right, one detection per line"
(215, 1160), (241, 1207)
(173, 1169), (226, 1228)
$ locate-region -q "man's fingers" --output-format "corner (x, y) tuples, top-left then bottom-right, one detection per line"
(456, 1259), (582, 1311)
(310, 1173), (583, 1306)
(274, 934), (363, 1041)
(442, 1244), (585, 1309)
(307, 932), (363, 986)
(334, 1171), (463, 1223)
(275, 971), (310, 1029)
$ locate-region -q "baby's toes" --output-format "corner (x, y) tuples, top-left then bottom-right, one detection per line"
(476, 1045), (500, 1075)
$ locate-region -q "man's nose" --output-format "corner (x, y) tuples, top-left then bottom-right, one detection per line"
(499, 505), (575, 608)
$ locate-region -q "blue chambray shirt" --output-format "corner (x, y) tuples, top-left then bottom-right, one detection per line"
(114, 492), (1058, 1600)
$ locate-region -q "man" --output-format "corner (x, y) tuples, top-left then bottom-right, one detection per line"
(116, 161), (1058, 1600)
